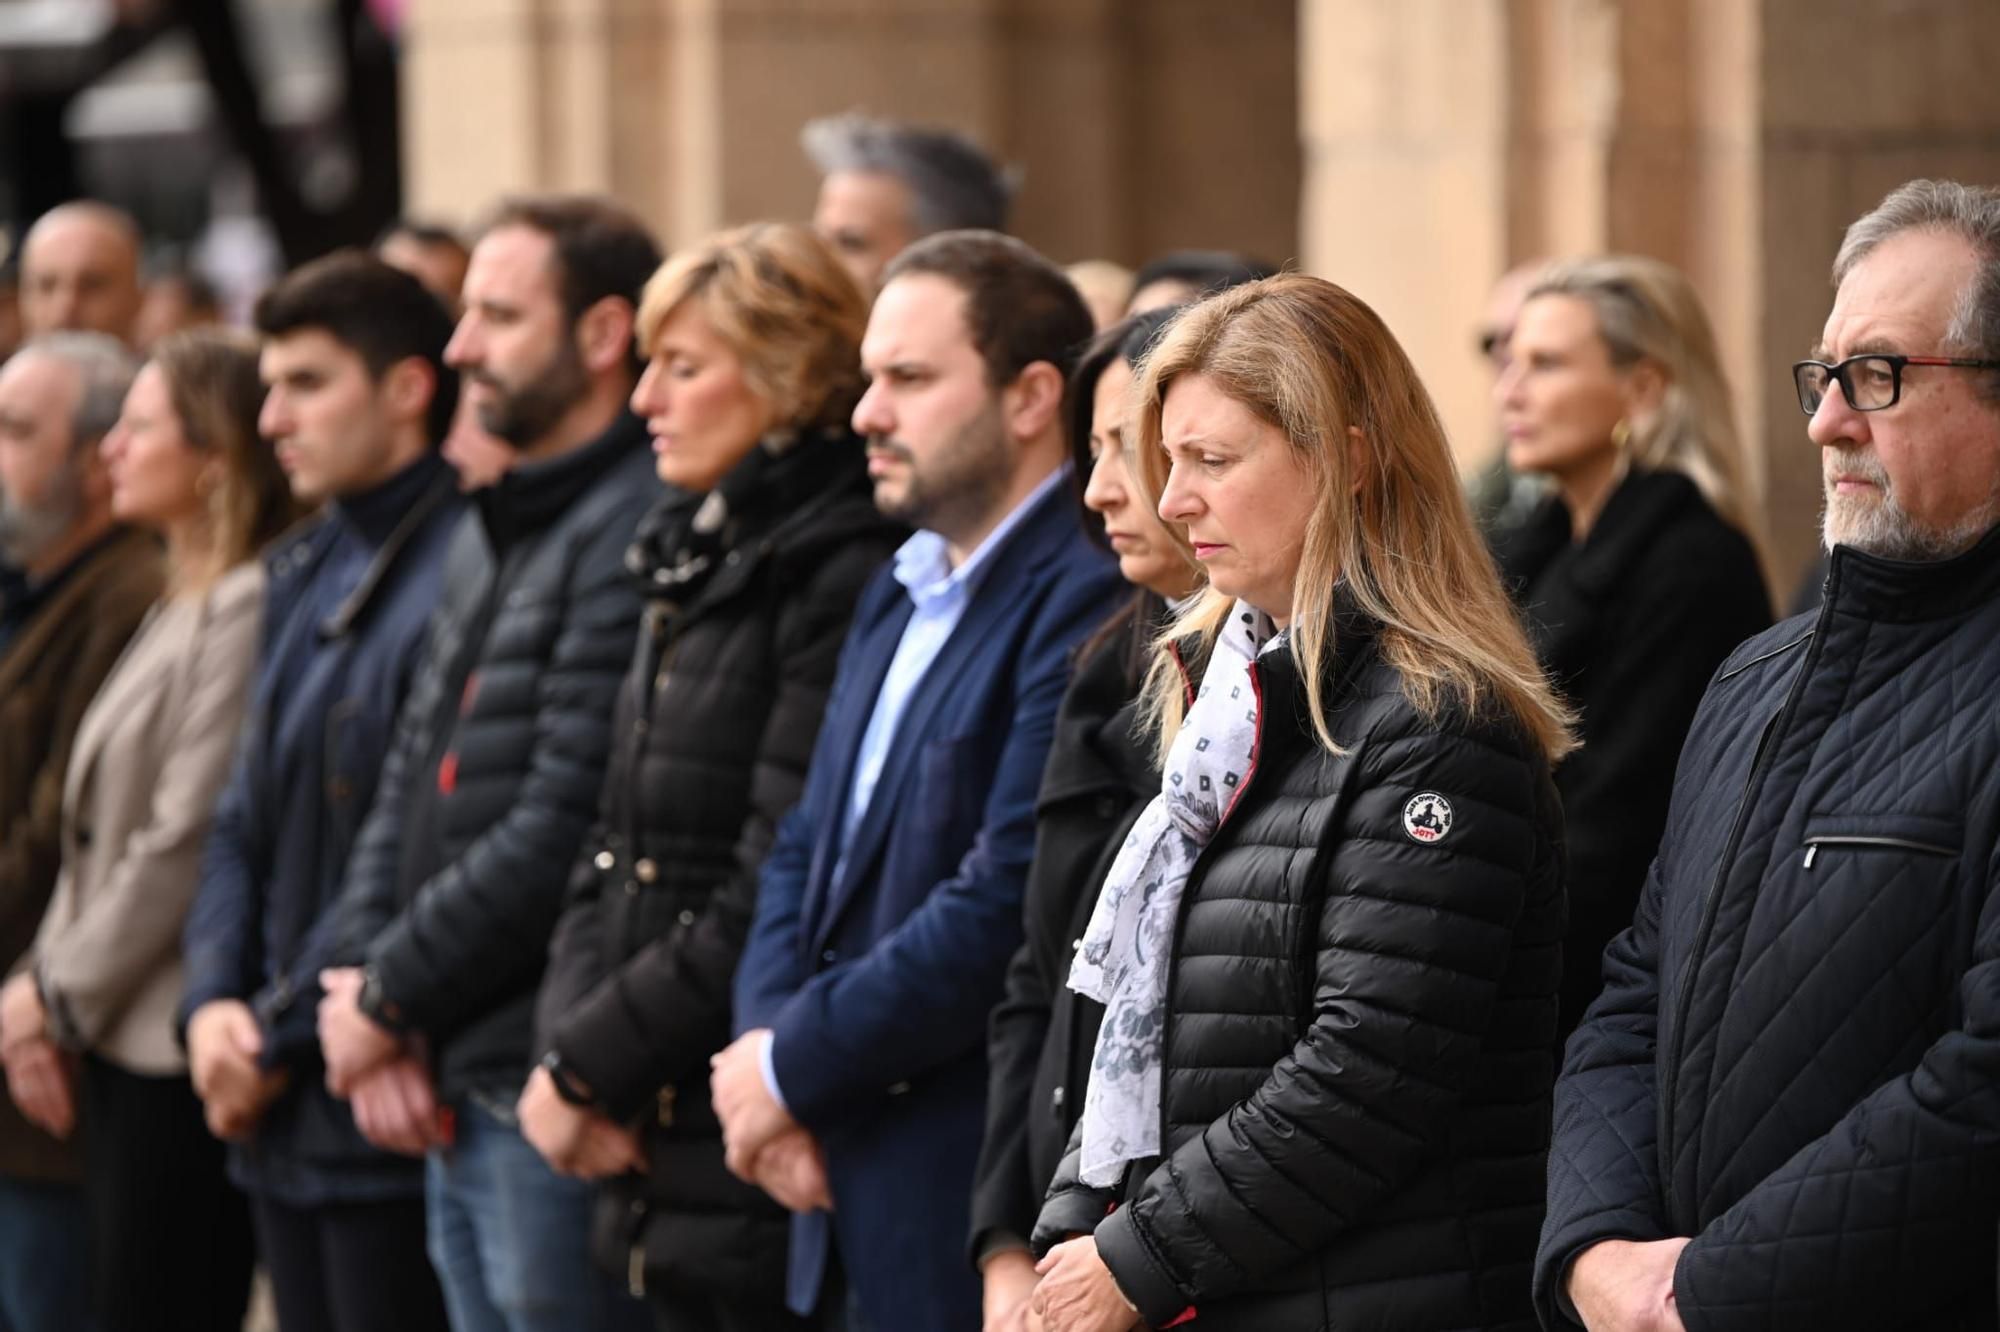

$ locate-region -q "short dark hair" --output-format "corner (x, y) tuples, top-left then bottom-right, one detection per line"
(1131, 250), (1278, 302)
(376, 217), (468, 257)
(254, 249), (461, 443)
(481, 195), (663, 374)
(882, 230), (1095, 390)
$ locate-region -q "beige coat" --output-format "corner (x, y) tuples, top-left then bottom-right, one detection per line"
(27, 561), (263, 1076)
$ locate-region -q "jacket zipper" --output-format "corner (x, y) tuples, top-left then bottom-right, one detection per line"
(1801, 834), (1956, 869)
(1154, 659), (1265, 1171)
(1659, 623), (1821, 1228)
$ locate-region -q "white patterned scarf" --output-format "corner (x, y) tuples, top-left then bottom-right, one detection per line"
(1068, 600), (1277, 1187)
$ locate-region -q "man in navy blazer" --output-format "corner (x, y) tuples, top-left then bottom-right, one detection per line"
(712, 231), (1124, 1330)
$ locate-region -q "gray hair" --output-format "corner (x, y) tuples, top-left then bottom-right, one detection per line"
(801, 112), (1016, 235)
(18, 331), (140, 454)
(1834, 179), (2000, 401)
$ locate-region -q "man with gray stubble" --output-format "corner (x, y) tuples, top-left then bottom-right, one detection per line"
(802, 111), (1016, 294)
(0, 333), (161, 1332)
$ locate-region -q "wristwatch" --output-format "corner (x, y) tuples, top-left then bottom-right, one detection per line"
(356, 966), (410, 1035)
(540, 1050), (596, 1108)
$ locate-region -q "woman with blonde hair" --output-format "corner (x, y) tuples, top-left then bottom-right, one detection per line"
(0, 327), (295, 1330)
(1028, 273), (1571, 1332)
(518, 221), (901, 1332)
(1492, 254), (1769, 1034)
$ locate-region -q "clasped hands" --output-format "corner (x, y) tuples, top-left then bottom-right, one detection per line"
(1567, 1237), (1692, 1332)
(709, 1028), (830, 1214)
(315, 966), (448, 1156)
(0, 971), (73, 1139)
(185, 999), (288, 1141)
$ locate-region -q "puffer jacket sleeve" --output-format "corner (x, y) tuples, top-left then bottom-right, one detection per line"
(1031, 1115), (1116, 1254)
(1090, 703), (1552, 1326)
(1666, 845), (2000, 1331)
(546, 537), (889, 1117)
(1533, 856), (1674, 1327)
(364, 515), (641, 1035)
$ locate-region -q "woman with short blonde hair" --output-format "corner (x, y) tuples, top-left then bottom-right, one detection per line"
(1492, 254), (1770, 1033)
(521, 222), (900, 1332)
(1030, 274), (1569, 1332)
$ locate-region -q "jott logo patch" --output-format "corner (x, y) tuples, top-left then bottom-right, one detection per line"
(1402, 792), (1453, 844)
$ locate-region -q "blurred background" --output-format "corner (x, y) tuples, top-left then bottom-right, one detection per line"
(4, 0), (1999, 601)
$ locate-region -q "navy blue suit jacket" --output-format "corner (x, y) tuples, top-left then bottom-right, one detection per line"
(734, 477), (1123, 1327)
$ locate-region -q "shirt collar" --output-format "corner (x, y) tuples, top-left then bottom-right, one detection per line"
(892, 464), (1070, 607)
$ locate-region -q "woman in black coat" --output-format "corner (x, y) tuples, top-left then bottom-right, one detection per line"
(1490, 255), (1771, 1034)
(1027, 274), (1575, 1332)
(516, 223), (901, 1332)
(971, 307), (1198, 1330)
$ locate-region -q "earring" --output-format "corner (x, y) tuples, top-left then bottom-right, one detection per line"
(1610, 419), (1632, 452)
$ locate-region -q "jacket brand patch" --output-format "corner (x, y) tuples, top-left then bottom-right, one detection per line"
(1403, 792), (1453, 844)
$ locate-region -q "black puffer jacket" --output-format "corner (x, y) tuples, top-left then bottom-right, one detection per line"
(1034, 602), (1566, 1331)
(335, 414), (656, 1101)
(533, 431), (900, 1303)
(1492, 468), (1769, 1033)
(1537, 527), (2000, 1331)
(970, 611), (1158, 1263)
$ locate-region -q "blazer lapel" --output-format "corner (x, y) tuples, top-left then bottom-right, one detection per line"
(808, 484), (1072, 953)
(795, 589), (912, 953)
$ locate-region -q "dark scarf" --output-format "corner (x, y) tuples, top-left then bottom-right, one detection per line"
(624, 424), (864, 615)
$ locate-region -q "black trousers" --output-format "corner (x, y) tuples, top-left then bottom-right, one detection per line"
(252, 1191), (450, 1332)
(79, 1054), (255, 1332)
(650, 1289), (819, 1332)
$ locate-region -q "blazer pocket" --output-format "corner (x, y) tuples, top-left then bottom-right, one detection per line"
(1799, 812), (1961, 870)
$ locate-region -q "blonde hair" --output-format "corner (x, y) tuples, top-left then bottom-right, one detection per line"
(635, 222), (869, 433)
(150, 327), (298, 588)
(1132, 274), (1576, 763)
(1527, 255), (1759, 544)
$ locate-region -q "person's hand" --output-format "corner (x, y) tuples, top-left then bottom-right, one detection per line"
(710, 1029), (797, 1179)
(348, 1055), (449, 1157)
(316, 967), (401, 1096)
(1567, 1237), (1692, 1332)
(1030, 1236), (1139, 1332)
(750, 1126), (831, 1213)
(982, 1246), (1040, 1332)
(516, 1065), (645, 1179)
(186, 1000), (288, 1141)
(2, 1037), (75, 1139)
(0, 972), (47, 1052)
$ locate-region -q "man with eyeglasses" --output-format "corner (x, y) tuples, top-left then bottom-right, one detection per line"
(1536, 177), (2000, 1332)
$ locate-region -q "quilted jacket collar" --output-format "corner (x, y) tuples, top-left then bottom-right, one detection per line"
(1824, 515), (2000, 623)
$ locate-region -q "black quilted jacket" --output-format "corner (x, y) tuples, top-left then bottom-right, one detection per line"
(334, 414), (657, 1101)
(1536, 526), (2000, 1331)
(533, 434), (900, 1303)
(1034, 604), (1566, 1332)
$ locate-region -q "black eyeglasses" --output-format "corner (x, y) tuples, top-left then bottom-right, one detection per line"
(1791, 353), (2000, 415)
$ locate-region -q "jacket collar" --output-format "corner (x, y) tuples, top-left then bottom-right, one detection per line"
(1825, 515), (2000, 623)
(476, 411), (647, 551)
(331, 452), (453, 548)
(1499, 467), (1707, 601)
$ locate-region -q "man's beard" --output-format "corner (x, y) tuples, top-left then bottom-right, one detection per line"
(0, 465), (82, 566)
(868, 398), (1013, 537)
(467, 337), (589, 449)
(1821, 447), (2000, 561)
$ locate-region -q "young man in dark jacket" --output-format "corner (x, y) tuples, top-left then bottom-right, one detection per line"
(0, 332), (155, 1332)
(714, 232), (1124, 1329)
(318, 196), (661, 1332)
(1539, 178), (2000, 1331)
(177, 253), (464, 1332)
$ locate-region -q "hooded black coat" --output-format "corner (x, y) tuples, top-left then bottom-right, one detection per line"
(533, 431), (901, 1305)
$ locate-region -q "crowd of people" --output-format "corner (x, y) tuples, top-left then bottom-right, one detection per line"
(0, 110), (1997, 1332)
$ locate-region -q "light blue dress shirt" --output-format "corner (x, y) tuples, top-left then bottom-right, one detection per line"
(758, 466), (1071, 1109)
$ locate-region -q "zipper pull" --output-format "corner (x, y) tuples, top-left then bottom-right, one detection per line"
(1803, 843), (1818, 869)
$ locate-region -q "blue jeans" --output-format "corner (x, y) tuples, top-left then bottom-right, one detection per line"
(425, 1096), (650, 1332)
(0, 1176), (90, 1332)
